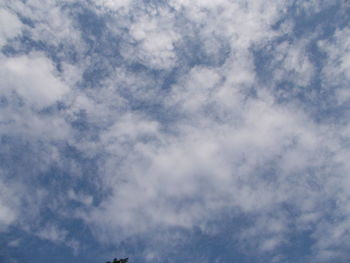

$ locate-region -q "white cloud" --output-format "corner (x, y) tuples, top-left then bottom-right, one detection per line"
(68, 189), (93, 206)
(271, 40), (315, 87)
(83, 88), (333, 249)
(0, 53), (69, 108)
(319, 27), (350, 104)
(0, 8), (23, 48)
(0, 178), (20, 232)
(0, 201), (17, 231)
(170, 0), (287, 48)
(94, 0), (132, 11)
(2, 0), (83, 49)
(35, 223), (80, 252)
(169, 66), (222, 113)
(37, 224), (68, 244)
(122, 8), (180, 69)
(0, 52), (72, 141)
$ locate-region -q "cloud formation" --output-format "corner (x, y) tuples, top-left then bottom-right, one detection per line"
(1, 1), (350, 262)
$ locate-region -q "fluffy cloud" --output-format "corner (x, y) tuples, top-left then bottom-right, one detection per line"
(1, 0), (350, 262)
(0, 53), (69, 108)
(0, 8), (23, 48)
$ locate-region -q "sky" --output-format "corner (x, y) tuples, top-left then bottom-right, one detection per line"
(1, 0), (350, 262)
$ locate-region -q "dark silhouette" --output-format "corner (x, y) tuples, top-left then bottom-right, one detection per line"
(106, 258), (128, 263)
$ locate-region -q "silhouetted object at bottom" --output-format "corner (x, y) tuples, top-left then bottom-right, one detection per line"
(106, 258), (128, 263)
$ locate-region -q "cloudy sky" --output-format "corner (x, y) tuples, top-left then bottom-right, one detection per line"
(1, 0), (350, 262)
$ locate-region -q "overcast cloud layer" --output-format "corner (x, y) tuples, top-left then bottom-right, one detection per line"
(1, 1), (350, 263)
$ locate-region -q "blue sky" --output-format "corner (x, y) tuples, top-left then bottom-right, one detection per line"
(1, 1), (350, 262)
